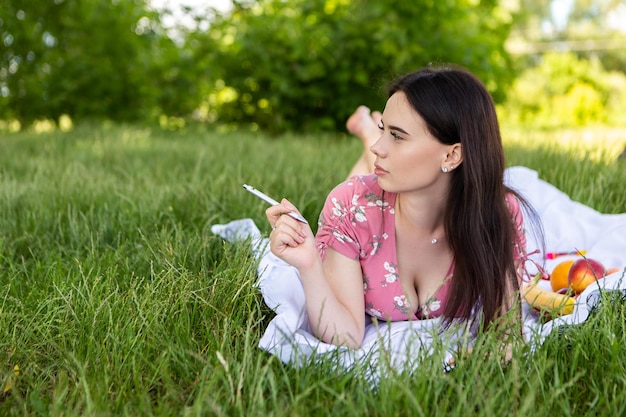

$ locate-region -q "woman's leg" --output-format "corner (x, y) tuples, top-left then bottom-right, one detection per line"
(345, 106), (382, 178)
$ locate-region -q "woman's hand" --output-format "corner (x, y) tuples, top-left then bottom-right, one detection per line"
(266, 199), (317, 271)
(267, 199), (366, 347)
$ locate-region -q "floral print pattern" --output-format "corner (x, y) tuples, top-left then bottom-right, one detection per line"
(418, 297), (442, 319)
(393, 295), (411, 315)
(381, 261), (399, 286)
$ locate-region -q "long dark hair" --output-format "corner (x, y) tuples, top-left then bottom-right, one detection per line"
(388, 65), (541, 329)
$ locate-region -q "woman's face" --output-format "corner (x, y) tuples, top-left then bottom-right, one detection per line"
(370, 92), (457, 195)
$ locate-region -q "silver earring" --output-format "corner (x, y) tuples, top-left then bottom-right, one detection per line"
(442, 167), (449, 173)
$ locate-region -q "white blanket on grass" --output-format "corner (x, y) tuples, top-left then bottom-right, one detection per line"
(211, 166), (626, 377)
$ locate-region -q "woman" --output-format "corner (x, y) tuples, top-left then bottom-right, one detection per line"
(266, 66), (535, 349)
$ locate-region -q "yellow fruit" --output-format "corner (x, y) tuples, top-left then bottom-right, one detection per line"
(523, 278), (576, 316)
(550, 260), (575, 292)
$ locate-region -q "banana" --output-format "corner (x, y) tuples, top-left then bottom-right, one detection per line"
(522, 277), (576, 316)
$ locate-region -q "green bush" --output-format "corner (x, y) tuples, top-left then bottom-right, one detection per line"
(499, 52), (626, 128)
(196, 0), (515, 133)
(0, 0), (198, 125)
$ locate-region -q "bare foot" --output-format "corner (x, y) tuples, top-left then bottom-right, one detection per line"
(346, 106), (382, 148)
(345, 106), (382, 177)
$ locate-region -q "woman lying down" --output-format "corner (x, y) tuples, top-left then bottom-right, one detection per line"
(264, 65), (541, 362)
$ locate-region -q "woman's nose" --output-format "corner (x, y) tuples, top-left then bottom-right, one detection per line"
(370, 136), (385, 157)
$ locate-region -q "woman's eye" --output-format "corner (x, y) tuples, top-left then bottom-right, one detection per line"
(377, 124), (384, 131)
(390, 131), (403, 140)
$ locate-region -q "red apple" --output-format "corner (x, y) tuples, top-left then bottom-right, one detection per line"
(568, 258), (606, 294)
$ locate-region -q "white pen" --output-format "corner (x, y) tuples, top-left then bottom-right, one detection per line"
(243, 184), (309, 224)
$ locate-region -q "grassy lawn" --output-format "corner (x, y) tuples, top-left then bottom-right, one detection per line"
(1, 123), (625, 416)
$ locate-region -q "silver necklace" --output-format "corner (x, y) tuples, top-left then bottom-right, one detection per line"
(397, 195), (444, 245)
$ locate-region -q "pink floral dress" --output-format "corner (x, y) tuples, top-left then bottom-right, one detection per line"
(315, 174), (527, 322)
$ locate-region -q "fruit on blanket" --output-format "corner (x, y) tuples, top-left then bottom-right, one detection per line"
(568, 258), (606, 294)
(550, 260), (575, 292)
(523, 276), (576, 316)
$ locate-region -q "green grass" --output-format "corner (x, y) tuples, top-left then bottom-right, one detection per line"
(1, 123), (625, 416)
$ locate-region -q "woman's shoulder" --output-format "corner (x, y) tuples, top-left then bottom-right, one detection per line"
(316, 174), (395, 260)
(320, 173), (394, 227)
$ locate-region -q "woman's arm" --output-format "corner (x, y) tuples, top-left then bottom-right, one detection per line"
(298, 247), (366, 347)
(266, 200), (366, 348)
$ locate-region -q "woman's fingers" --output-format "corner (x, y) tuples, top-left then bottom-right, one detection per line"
(264, 200), (285, 225)
(273, 208), (309, 242)
(264, 198), (315, 268)
(265, 199), (308, 234)
(271, 220), (306, 247)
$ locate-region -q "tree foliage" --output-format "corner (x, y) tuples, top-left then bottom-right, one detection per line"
(2, 0), (623, 132)
(196, 0), (516, 133)
(0, 0), (195, 124)
(499, 52), (626, 127)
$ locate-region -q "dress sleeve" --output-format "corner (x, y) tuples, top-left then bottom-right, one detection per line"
(506, 193), (531, 284)
(315, 180), (362, 262)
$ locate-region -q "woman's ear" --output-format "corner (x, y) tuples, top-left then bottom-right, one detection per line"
(443, 143), (463, 171)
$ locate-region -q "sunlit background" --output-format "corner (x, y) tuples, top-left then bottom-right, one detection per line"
(1, 0), (625, 134)
(150, 0), (233, 27)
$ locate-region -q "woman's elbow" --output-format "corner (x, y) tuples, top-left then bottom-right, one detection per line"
(318, 328), (364, 349)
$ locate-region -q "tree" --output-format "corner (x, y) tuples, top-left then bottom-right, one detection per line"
(0, 0), (183, 124)
(194, 0), (516, 133)
(508, 0), (626, 71)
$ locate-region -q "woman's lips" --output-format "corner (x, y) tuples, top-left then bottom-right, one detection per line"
(374, 165), (388, 176)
